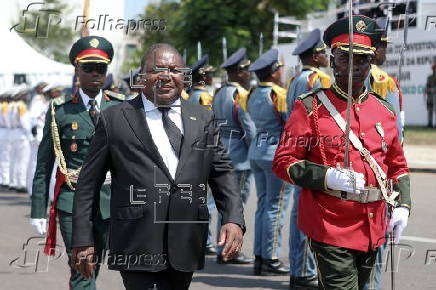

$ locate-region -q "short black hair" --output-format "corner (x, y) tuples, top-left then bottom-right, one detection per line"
(299, 50), (314, 63)
(255, 68), (272, 82)
(140, 43), (183, 73)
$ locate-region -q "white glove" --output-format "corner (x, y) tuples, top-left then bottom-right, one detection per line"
(388, 207), (409, 244)
(326, 167), (365, 194)
(30, 218), (47, 235)
(400, 111), (405, 129)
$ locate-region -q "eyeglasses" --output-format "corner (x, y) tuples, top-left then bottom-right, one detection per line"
(79, 63), (108, 74)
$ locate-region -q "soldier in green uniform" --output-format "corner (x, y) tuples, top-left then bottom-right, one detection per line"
(426, 62), (436, 128)
(30, 36), (125, 290)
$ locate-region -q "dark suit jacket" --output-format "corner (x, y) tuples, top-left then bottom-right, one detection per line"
(72, 96), (245, 272)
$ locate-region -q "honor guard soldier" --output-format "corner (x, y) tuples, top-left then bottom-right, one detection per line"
(185, 54), (215, 109)
(27, 82), (50, 195)
(426, 62), (436, 128)
(11, 88), (32, 193)
(365, 18), (404, 143)
(0, 91), (10, 188)
(185, 54), (218, 256)
(287, 28), (330, 114)
(2, 91), (13, 189)
(30, 36), (125, 290)
(248, 48), (292, 276)
(363, 18), (406, 290)
(8, 88), (25, 192)
(273, 15), (411, 289)
(122, 67), (141, 100)
(286, 28), (332, 289)
(213, 47), (255, 264)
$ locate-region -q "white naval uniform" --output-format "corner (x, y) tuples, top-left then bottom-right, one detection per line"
(10, 101), (32, 190)
(26, 94), (49, 195)
(8, 101), (19, 188)
(1, 102), (11, 186)
(0, 102), (6, 185)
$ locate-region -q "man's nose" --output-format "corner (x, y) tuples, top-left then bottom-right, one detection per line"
(157, 70), (171, 81)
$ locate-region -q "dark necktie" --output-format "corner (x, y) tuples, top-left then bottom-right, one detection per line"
(158, 107), (183, 157)
(88, 99), (100, 126)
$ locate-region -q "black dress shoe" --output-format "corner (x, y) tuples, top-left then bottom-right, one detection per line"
(261, 259), (290, 276)
(205, 244), (217, 256)
(253, 255), (262, 275)
(289, 276), (318, 289)
(217, 253), (254, 264)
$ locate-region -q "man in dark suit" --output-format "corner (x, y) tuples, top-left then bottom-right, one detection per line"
(71, 43), (245, 290)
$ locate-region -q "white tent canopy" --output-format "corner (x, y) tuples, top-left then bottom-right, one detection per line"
(0, 1), (73, 90)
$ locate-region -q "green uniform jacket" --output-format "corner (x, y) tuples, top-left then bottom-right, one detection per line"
(31, 90), (124, 219)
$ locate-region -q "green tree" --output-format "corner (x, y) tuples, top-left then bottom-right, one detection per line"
(122, 0), (182, 73)
(125, 0), (331, 69)
(12, 0), (77, 64)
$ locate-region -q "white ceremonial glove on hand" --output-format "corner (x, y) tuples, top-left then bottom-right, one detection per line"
(326, 167), (365, 194)
(31, 218), (47, 235)
(388, 207), (409, 244)
(400, 111), (405, 129)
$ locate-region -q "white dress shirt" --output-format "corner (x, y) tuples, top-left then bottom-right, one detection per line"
(142, 93), (184, 179)
(79, 88), (102, 111)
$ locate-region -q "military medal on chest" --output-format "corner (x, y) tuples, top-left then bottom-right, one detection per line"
(71, 121), (79, 130)
(375, 122), (388, 152)
(70, 135), (78, 152)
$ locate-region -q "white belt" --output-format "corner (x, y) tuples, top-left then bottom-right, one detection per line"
(323, 187), (383, 203)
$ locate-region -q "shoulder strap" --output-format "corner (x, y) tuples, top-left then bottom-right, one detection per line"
(316, 91), (398, 206)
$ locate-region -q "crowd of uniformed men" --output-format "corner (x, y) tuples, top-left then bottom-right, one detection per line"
(0, 14), (420, 290)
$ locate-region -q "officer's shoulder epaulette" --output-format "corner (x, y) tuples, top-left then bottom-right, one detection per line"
(181, 89), (190, 100)
(297, 88), (324, 114)
(371, 92), (396, 115)
(234, 85), (249, 112)
(52, 95), (72, 106)
(104, 90), (125, 101)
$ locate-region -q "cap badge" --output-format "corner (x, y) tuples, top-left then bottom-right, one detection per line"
(89, 38), (99, 48)
(356, 20), (366, 32)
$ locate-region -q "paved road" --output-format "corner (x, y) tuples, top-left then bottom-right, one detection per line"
(2, 172), (436, 289)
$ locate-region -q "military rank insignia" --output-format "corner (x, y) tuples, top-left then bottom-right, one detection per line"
(375, 122), (388, 152)
(72, 121), (79, 130)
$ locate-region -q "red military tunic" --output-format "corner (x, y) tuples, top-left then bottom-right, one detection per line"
(272, 85), (409, 252)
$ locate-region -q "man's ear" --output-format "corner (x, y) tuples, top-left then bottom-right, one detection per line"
(312, 53), (318, 64)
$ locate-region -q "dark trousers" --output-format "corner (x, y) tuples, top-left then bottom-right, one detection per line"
(309, 239), (377, 290)
(58, 210), (109, 290)
(120, 268), (194, 290)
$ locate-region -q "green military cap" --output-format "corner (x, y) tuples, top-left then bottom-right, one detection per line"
(69, 36), (114, 65)
(323, 15), (380, 55)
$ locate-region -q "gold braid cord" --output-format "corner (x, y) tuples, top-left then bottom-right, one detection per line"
(50, 102), (81, 190)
